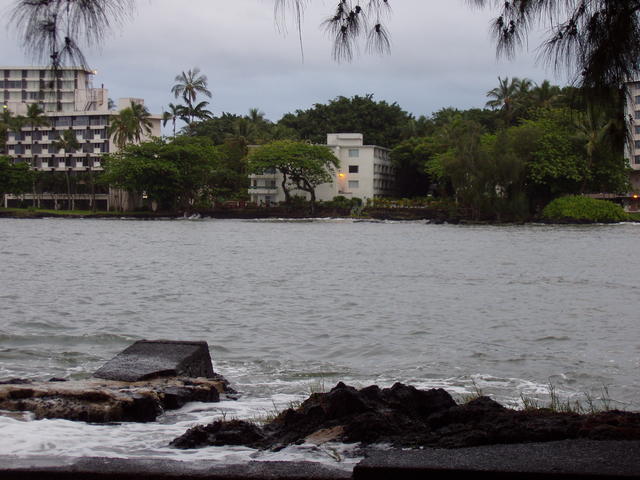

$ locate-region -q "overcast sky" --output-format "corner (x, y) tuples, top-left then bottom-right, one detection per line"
(0, 0), (566, 125)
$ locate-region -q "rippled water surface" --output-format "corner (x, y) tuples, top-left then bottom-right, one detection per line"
(1, 218), (639, 461)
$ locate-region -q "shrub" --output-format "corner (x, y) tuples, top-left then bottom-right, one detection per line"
(542, 195), (628, 223)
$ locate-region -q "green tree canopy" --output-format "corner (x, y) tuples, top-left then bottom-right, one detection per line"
(0, 155), (34, 197)
(278, 94), (412, 148)
(102, 136), (230, 211)
(248, 140), (339, 213)
(109, 101), (153, 150)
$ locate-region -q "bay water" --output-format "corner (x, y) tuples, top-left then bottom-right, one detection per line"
(0, 218), (638, 465)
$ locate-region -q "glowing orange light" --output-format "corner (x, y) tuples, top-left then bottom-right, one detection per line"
(338, 173), (346, 178)
(633, 194), (639, 199)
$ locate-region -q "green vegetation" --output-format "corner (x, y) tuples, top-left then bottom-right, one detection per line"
(542, 196), (628, 223)
(248, 140), (339, 214)
(0, 156), (34, 198)
(102, 136), (247, 212)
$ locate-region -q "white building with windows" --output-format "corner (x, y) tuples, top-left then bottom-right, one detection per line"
(2, 66), (161, 209)
(626, 80), (640, 192)
(249, 133), (395, 205)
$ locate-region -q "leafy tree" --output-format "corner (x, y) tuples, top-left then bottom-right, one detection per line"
(278, 94), (412, 147)
(248, 140), (339, 213)
(109, 101), (153, 150)
(102, 136), (232, 211)
(390, 137), (440, 197)
(0, 155), (33, 200)
(185, 113), (242, 144)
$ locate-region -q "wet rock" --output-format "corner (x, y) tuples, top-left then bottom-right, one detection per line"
(0, 340), (232, 423)
(0, 376), (227, 423)
(171, 419), (266, 448)
(93, 340), (215, 382)
(171, 382), (640, 451)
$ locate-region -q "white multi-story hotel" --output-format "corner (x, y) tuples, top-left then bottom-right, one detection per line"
(626, 80), (640, 193)
(2, 66), (161, 209)
(249, 133), (395, 205)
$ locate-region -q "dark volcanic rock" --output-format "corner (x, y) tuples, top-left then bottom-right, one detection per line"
(93, 340), (215, 382)
(171, 382), (640, 451)
(171, 419), (267, 448)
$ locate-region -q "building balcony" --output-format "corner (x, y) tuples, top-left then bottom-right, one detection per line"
(248, 185), (278, 193)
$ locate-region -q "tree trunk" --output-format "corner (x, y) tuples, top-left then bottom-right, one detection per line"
(65, 169), (72, 211)
(91, 170), (96, 212)
(281, 173), (291, 204)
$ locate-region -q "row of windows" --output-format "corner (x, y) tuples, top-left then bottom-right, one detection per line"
(374, 179), (393, 190)
(9, 142), (109, 154)
(9, 128), (109, 141)
(1, 69), (77, 80)
(374, 163), (394, 174)
(251, 180), (277, 188)
(374, 148), (390, 161)
(0, 80), (76, 90)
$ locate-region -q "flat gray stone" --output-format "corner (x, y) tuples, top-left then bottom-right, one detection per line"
(0, 456), (350, 480)
(93, 340), (215, 382)
(354, 440), (640, 479)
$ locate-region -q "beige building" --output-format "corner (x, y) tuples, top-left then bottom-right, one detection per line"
(249, 133), (395, 205)
(2, 66), (161, 209)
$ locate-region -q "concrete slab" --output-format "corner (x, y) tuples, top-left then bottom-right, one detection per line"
(354, 440), (640, 479)
(0, 456), (351, 480)
(93, 340), (215, 382)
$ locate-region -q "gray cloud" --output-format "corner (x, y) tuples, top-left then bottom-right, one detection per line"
(0, 0), (565, 126)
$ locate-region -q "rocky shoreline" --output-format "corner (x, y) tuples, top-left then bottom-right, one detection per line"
(171, 381), (640, 451)
(1, 341), (639, 457)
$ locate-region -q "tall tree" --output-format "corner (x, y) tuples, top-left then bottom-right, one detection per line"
(162, 103), (185, 137)
(53, 128), (81, 209)
(109, 101), (153, 150)
(171, 67), (212, 110)
(248, 140), (340, 213)
(278, 94), (412, 147)
(485, 77), (530, 126)
(179, 101), (213, 125)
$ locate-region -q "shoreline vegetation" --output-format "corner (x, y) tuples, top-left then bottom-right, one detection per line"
(1, 196), (639, 224)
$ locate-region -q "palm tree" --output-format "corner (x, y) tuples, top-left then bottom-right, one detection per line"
(171, 67), (212, 111)
(0, 106), (13, 155)
(109, 101), (153, 150)
(485, 77), (527, 126)
(162, 103), (185, 137)
(179, 101), (213, 125)
(25, 104), (49, 206)
(529, 80), (562, 109)
(53, 128), (80, 209)
(574, 108), (614, 193)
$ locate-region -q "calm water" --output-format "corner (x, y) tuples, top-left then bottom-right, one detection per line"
(0, 218), (639, 463)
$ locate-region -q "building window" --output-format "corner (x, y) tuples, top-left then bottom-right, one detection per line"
(348, 165), (359, 173)
(635, 111), (640, 120)
(348, 180), (359, 189)
(636, 96), (640, 104)
(636, 125), (640, 135)
(635, 141), (640, 149)
(635, 156), (640, 165)
(348, 148), (359, 158)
